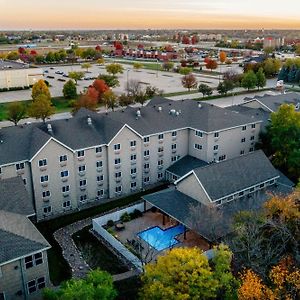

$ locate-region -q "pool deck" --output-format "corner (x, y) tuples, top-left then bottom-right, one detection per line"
(114, 210), (210, 263)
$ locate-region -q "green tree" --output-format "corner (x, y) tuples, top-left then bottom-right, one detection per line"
(241, 70), (257, 90)
(98, 74), (120, 88)
(6, 51), (19, 60)
(263, 58), (281, 77)
(105, 63), (124, 76)
(43, 269), (117, 300)
(45, 51), (55, 63)
(133, 62), (143, 70)
(162, 61), (174, 71)
(267, 104), (300, 179)
(28, 94), (55, 123)
(140, 246), (238, 300)
(68, 71), (85, 85)
(198, 83), (213, 97)
(7, 101), (26, 125)
(217, 80), (234, 95)
(63, 80), (77, 99)
(81, 63), (92, 72)
(102, 90), (118, 111)
(256, 67), (266, 90)
(32, 80), (51, 101)
(179, 67), (192, 75)
(97, 58), (105, 65)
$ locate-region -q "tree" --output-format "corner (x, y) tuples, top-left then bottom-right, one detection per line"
(45, 51), (55, 63)
(63, 80), (77, 100)
(43, 269), (117, 300)
(97, 58), (105, 65)
(219, 51), (227, 63)
(105, 63), (124, 76)
(118, 93), (134, 107)
(126, 79), (142, 97)
(267, 104), (300, 179)
(72, 93), (98, 114)
(295, 44), (300, 56)
(263, 46), (275, 57)
(179, 67), (192, 75)
(68, 71), (85, 85)
(6, 51), (19, 60)
(144, 86), (160, 99)
(162, 61), (174, 71)
(206, 59), (218, 72)
(92, 79), (109, 102)
(278, 66), (289, 82)
(133, 62), (143, 71)
(98, 74), (119, 88)
(263, 58), (281, 77)
(102, 90), (118, 111)
(198, 83), (213, 98)
(217, 80), (235, 95)
(241, 70), (257, 90)
(181, 74), (197, 91)
(140, 245), (238, 300)
(7, 102), (26, 125)
(32, 80), (51, 101)
(256, 68), (266, 90)
(81, 63), (92, 72)
(28, 94), (55, 123)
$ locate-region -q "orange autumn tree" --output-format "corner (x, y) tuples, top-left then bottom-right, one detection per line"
(206, 59), (218, 72)
(219, 51), (227, 64)
(92, 79), (109, 102)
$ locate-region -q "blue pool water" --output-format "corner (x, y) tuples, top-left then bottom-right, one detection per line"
(137, 224), (185, 251)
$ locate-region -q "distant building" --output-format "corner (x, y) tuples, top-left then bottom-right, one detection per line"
(0, 60), (43, 90)
(263, 37), (284, 49)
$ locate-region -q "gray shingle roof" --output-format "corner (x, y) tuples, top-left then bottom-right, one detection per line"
(0, 98), (262, 166)
(244, 92), (300, 112)
(192, 150), (279, 200)
(166, 155), (208, 177)
(0, 177), (34, 216)
(0, 210), (50, 264)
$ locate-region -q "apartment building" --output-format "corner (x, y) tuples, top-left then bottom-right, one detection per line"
(0, 177), (51, 300)
(0, 97), (263, 221)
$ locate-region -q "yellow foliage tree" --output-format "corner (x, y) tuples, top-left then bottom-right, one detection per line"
(31, 79), (51, 101)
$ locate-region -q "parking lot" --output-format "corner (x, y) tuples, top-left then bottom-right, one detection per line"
(0, 63), (222, 103)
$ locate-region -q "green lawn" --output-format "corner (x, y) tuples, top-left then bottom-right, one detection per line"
(36, 183), (168, 285)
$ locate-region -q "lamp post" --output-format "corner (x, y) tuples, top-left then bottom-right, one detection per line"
(126, 69), (130, 93)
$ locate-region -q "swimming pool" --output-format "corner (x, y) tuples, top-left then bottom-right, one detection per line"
(137, 224), (185, 251)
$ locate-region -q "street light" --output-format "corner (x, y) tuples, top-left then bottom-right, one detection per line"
(126, 69), (130, 92)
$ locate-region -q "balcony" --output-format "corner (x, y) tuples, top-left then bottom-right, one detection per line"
(114, 150), (121, 155)
(130, 146), (136, 151)
(158, 165), (163, 170)
(60, 161), (67, 167)
(131, 174), (137, 179)
(130, 161), (136, 166)
(80, 186), (86, 191)
(97, 181), (104, 186)
(39, 166), (47, 172)
(172, 136), (177, 141)
(41, 182), (48, 188)
(116, 177), (122, 183)
(96, 152), (102, 158)
(158, 140), (163, 144)
(78, 171), (86, 177)
(131, 187), (137, 192)
(172, 149), (177, 154)
(16, 169), (25, 175)
(61, 177), (68, 183)
(96, 167), (103, 173)
(78, 156), (84, 161)
(42, 197), (50, 203)
(144, 169), (150, 174)
(158, 153), (164, 157)
(144, 142), (150, 147)
(115, 164), (121, 170)
(63, 192), (70, 198)
(144, 156), (150, 161)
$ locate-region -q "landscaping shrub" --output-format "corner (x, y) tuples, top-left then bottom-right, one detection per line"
(120, 212), (131, 222)
(106, 219), (114, 227)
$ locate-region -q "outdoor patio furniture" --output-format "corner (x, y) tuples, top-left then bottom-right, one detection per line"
(115, 222), (125, 231)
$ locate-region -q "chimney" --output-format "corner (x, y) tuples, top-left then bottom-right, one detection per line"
(158, 106), (162, 112)
(136, 109), (141, 118)
(87, 116), (92, 125)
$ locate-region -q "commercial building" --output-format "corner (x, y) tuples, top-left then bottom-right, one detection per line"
(0, 60), (43, 90)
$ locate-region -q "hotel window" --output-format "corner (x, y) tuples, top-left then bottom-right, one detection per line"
(0, 167), (2, 174)
(78, 165), (86, 172)
(131, 168), (137, 174)
(79, 179), (87, 186)
(23, 178), (27, 185)
(194, 144), (202, 150)
(63, 200), (71, 208)
(219, 155), (226, 161)
(38, 159), (47, 167)
(97, 175), (104, 182)
(96, 161), (103, 168)
(171, 144), (177, 150)
(144, 177), (150, 183)
(114, 158), (121, 165)
(172, 131), (177, 137)
(214, 132), (219, 138)
(144, 137), (150, 143)
(43, 206), (51, 214)
(241, 138), (246, 143)
(62, 185), (70, 193)
(16, 162), (25, 170)
(59, 155), (67, 162)
(42, 191), (50, 198)
(131, 182), (137, 188)
(158, 146), (164, 153)
(130, 140), (136, 147)
(158, 134), (164, 140)
(114, 143), (121, 151)
(249, 187), (255, 192)
(95, 146), (102, 153)
(97, 190), (104, 197)
(250, 135), (255, 141)
(249, 147), (254, 152)
(60, 170), (69, 177)
(239, 191), (244, 196)
(242, 126), (247, 131)
(77, 150), (85, 157)
(131, 154), (137, 161)
(259, 183), (265, 188)
(158, 160), (163, 166)
(251, 124), (256, 129)
(80, 195), (87, 202)
(24, 253), (43, 269)
(115, 186), (122, 193)
(144, 163), (150, 169)
(144, 150), (150, 157)
(171, 156), (179, 162)
(213, 145), (219, 150)
(158, 172), (163, 179)
(27, 277), (45, 294)
(195, 130), (203, 137)
(115, 172), (122, 178)
(40, 175), (49, 183)
(240, 150), (245, 155)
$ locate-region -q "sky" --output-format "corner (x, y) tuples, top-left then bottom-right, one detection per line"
(1, 0), (300, 30)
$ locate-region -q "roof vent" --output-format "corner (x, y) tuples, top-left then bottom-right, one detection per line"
(169, 109), (176, 115)
(47, 124), (52, 133)
(136, 109), (141, 118)
(296, 102), (300, 110)
(198, 103), (202, 109)
(158, 106), (162, 112)
(87, 117), (92, 125)
(176, 111), (180, 116)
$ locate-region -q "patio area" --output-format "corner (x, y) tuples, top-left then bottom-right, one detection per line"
(114, 209), (210, 262)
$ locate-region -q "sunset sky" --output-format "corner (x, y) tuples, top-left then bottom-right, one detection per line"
(1, 0), (300, 30)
